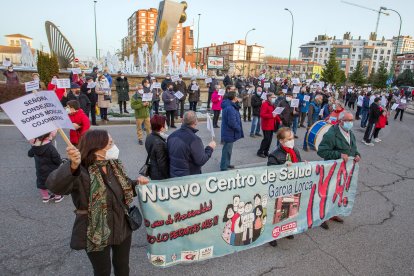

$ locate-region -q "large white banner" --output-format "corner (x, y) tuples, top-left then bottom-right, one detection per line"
(0, 91), (74, 140)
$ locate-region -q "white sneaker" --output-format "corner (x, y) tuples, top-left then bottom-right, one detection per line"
(364, 141), (374, 146)
(374, 138), (381, 143)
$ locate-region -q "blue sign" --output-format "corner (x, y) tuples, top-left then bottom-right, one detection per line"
(137, 159), (359, 267)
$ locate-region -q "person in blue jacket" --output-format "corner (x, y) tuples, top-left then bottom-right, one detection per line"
(298, 87), (310, 127)
(220, 92), (244, 171)
(360, 92), (371, 128)
(103, 69), (112, 87)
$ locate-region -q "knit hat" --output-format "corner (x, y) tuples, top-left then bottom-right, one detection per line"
(70, 82), (80, 89)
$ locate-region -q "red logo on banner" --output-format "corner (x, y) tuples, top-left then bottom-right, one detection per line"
(272, 226), (281, 238)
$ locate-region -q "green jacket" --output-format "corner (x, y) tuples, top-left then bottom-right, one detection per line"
(131, 93), (152, 119)
(317, 125), (361, 160)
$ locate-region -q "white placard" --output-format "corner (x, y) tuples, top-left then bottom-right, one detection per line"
(319, 108), (325, 117)
(264, 82), (270, 88)
(292, 78), (300, 85)
(205, 78), (212, 84)
(174, 91), (184, 100)
(150, 82), (161, 90)
(2, 59), (11, 67)
(171, 75), (180, 82)
(273, 107), (285, 115)
(51, 78), (57, 85)
(56, 79), (71, 89)
(367, 87), (372, 92)
(70, 68), (82, 74)
(87, 82), (96, 89)
(318, 81), (325, 88)
(142, 93), (153, 102)
(0, 91), (74, 140)
(191, 84), (199, 91)
(218, 89), (225, 96)
(25, 80), (40, 92)
(275, 77), (281, 82)
(206, 114), (215, 138)
(391, 103), (399, 110)
(293, 86), (301, 94)
(401, 99), (407, 104)
(348, 88), (353, 93)
(260, 93), (267, 100)
(304, 95), (311, 102)
(290, 99), (300, 108)
(282, 89), (287, 93)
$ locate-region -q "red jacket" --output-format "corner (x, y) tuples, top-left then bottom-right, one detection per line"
(260, 100), (276, 131)
(47, 83), (66, 100)
(69, 109), (90, 145)
(375, 107), (387, 129)
(211, 91), (223, 111)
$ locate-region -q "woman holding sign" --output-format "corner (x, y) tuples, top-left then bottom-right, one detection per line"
(394, 95), (407, 121)
(46, 129), (149, 276)
(96, 75), (111, 122)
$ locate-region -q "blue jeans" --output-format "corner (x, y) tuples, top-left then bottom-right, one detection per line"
(292, 116), (299, 135)
(220, 142), (234, 171)
(250, 116), (261, 135)
(361, 109), (369, 127)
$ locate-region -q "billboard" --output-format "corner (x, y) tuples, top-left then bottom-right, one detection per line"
(207, 56), (224, 69)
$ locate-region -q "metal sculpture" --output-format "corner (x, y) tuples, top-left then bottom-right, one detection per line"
(45, 21), (75, 68)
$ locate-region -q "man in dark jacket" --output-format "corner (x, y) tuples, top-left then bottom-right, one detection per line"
(161, 73), (172, 91)
(145, 115), (169, 180)
(278, 91), (294, 127)
(250, 87), (264, 137)
(167, 111), (216, 177)
(174, 75), (188, 118)
(317, 111), (361, 230)
(223, 74), (232, 87)
(81, 76), (98, 125)
(220, 92), (244, 171)
(115, 72), (130, 114)
(61, 83), (91, 116)
(363, 97), (382, 146)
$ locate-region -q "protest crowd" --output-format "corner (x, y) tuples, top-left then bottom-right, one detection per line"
(3, 65), (412, 276)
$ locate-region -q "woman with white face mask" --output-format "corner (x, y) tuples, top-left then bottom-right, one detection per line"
(267, 127), (302, 246)
(46, 129), (149, 275)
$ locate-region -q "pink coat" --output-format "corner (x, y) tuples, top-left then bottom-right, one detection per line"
(211, 91), (223, 111)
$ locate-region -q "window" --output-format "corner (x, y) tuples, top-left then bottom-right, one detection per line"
(16, 40), (20, 46)
(387, 50), (391, 55)
(150, 14), (154, 18)
(380, 56), (384, 60)
(380, 49), (384, 54)
(141, 12), (146, 16)
(150, 20), (154, 23)
(374, 49), (378, 54)
(10, 40), (14, 46)
(353, 48), (356, 53)
(141, 31), (145, 35)
(374, 55), (377, 60)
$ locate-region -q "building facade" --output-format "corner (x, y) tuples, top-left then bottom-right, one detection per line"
(200, 40), (265, 75)
(393, 36), (414, 55)
(395, 52), (414, 76)
(0, 34), (35, 65)
(263, 58), (323, 79)
(299, 33), (394, 77)
(122, 8), (195, 66)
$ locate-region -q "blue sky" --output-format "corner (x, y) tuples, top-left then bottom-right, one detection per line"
(1, 0), (413, 59)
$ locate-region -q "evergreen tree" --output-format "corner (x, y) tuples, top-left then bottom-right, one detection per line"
(373, 61), (388, 89)
(321, 48), (340, 84)
(395, 69), (414, 86)
(337, 69), (347, 85)
(367, 68), (375, 85)
(36, 51), (59, 86)
(349, 61), (366, 86)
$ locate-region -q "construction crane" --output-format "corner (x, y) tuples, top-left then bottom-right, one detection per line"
(341, 0), (389, 36)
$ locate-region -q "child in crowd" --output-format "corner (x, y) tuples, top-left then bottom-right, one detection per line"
(28, 132), (63, 203)
(66, 100), (91, 147)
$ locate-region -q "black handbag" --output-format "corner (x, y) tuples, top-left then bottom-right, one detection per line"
(104, 95), (111, 101)
(99, 167), (142, 231)
(139, 145), (153, 177)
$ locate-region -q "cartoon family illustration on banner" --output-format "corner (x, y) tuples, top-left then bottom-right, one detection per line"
(222, 193), (302, 246)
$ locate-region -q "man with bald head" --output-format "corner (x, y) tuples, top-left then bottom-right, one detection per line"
(167, 111), (216, 177)
(317, 111), (361, 229)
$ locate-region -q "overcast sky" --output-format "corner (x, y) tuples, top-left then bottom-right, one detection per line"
(1, 0), (413, 59)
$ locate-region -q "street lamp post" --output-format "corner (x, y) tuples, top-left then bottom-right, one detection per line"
(196, 14), (201, 69)
(383, 7), (402, 80)
(242, 28), (255, 77)
(284, 8), (294, 72)
(94, 1), (98, 59)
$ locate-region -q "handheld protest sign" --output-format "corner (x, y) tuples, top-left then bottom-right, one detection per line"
(218, 89), (225, 96)
(206, 114), (215, 141)
(290, 99), (300, 108)
(25, 80), (40, 92)
(56, 79), (71, 89)
(205, 78), (212, 84)
(174, 91), (184, 100)
(303, 95), (311, 102)
(0, 91), (74, 145)
(143, 93), (153, 102)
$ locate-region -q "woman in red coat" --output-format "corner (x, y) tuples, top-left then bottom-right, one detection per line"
(47, 75), (66, 100)
(257, 93), (279, 158)
(373, 106), (388, 143)
(66, 100), (91, 146)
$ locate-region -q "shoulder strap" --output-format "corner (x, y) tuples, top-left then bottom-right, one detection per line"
(145, 143), (154, 165)
(98, 166), (128, 215)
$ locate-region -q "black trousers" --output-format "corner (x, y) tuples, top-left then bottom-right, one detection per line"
(153, 101), (159, 114)
(348, 102), (355, 110)
(118, 101), (127, 113)
(373, 127), (381, 139)
(363, 122), (375, 143)
(207, 92), (212, 109)
(213, 110), (220, 127)
(166, 110), (176, 127)
(258, 130), (273, 156)
(88, 104), (97, 125)
(355, 106), (361, 119)
(394, 108), (404, 121)
(189, 101), (197, 111)
(178, 100), (185, 118)
(243, 107), (251, 121)
(87, 235), (131, 276)
(299, 112), (307, 126)
(100, 108), (108, 120)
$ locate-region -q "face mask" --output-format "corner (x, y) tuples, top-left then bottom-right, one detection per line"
(332, 104), (336, 110)
(100, 78), (106, 82)
(66, 107), (71, 114)
(271, 98), (276, 104)
(342, 121), (353, 131)
(286, 97), (292, 102)
(138, 89), (144, 94)
(33, 77), (39, 81)
(8, 69), (13, 72)
(145, 84), (150, 87)
(283, 140), (295, 149)
(121, 76), (125, 79)
(104, 145), (119, 160)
